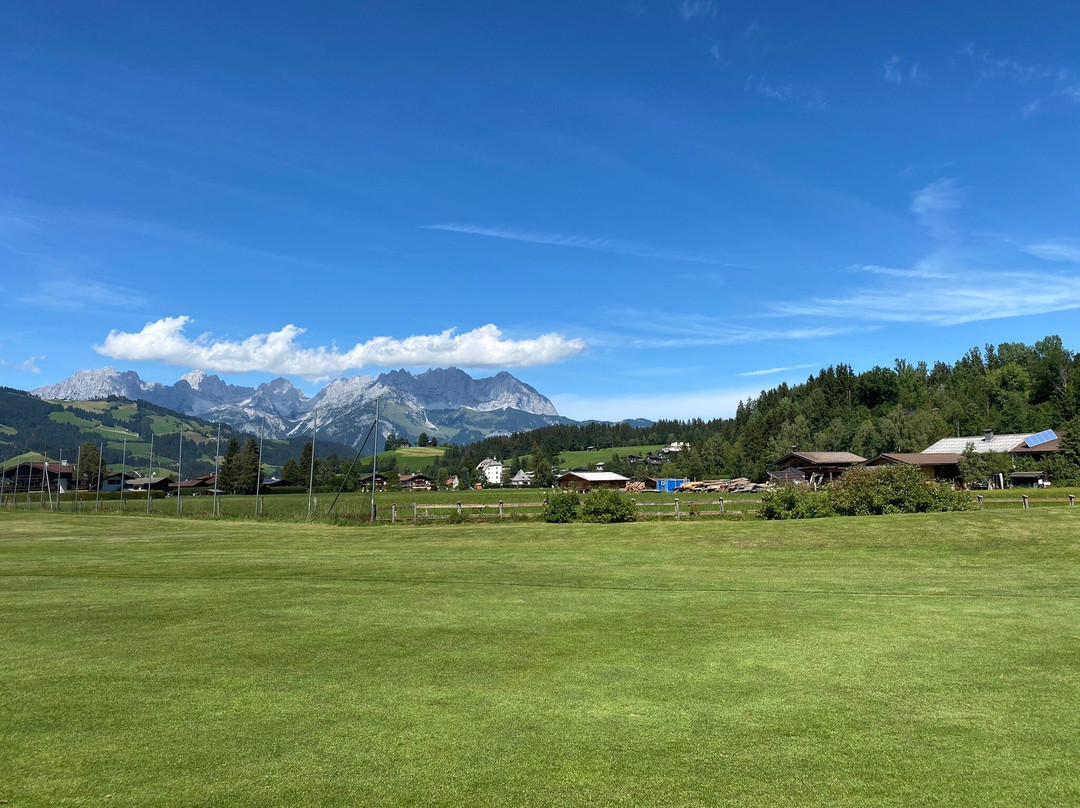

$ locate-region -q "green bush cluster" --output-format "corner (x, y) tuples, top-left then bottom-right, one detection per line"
(758, 486), (834, 520)
(760, 465), (975, 520)
(544, 490), (637, 523)
(577, 489), (637, 523)
(543, 492), (580, 523)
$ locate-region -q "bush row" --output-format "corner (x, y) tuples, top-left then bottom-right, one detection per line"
(543, 490), (637, 523)
(759, 464), (975, 519)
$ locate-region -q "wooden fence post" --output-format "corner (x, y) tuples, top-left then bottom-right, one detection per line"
(457, 501), (462, 516)
(1022, 495), (1029, 510)
(977, 495), (983, 508)
(413, 502), (418, 522)
(674, 498), (680, 520)
(718, 497), (724, 514)
(499, 500), (504, 518)
(1069, 495), (1075, 506)
(391, 503), (397, 523)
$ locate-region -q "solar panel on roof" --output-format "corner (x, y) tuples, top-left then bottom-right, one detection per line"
(1024, 429), (1057, 448)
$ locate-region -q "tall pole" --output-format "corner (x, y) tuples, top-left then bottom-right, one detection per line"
(74, 443), (83, 514)
(370, 397), (379, 524)
(213, 423), (221, 517)
(146, 434), (155, 514)
(176, 434), (183, 516)
(255, 416), (265, 517)
(120, 438), (127, 512)
(307, 406), (317, 518)
(95, 443), (103, 511)
(44, 459), (54, 511)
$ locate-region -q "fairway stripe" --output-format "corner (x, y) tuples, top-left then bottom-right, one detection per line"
(0, 571), (1076, 600)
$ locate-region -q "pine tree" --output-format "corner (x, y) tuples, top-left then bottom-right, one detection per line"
(77, 442), (105, 490)
(217, 437), (241, 494)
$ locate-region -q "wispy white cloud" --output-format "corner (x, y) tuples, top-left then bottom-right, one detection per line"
(679, 0), (715, 22)
(776, 271), (1080, 326)
(738, 363), (819, 377)
(911, 178), (961, 236)
(746, 75), (826, 110)
(884, 56), (904, 84)
(16, 356), (45, 374)
(18, 278), (147, 311)
(883, 56), (921, 85)
(961, 45), (1080, 114)
(855, 262), (947, 279)
(611, 310), (878, 348)
(1025, 242), (1080, 263)
(424, 222), (721, 264)
(742, 20), (764, 38)
(95, 317), (587, 379)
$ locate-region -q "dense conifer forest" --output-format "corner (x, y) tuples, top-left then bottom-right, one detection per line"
(441, 335), (1079, 483)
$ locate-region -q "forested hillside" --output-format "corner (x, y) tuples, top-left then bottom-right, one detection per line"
(443, 336), (1078, 483)
(0, 390), (352, 477)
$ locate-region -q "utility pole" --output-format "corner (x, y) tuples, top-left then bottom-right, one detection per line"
(147, 434), (155, 514)
(370, 397), (379, 524)
(176, 434), (183, 516)
(213, 423), (221, 517)
(307, 407), (318, 519)
(255, 416), (265, 517)
(119, 438), (127, 512)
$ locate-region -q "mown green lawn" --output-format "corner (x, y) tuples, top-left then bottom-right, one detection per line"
(2, 510), (1078, 807)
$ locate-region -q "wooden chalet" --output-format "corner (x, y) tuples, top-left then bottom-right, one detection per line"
(1, 461), (76, 493)
(556, 471), (630, 493)
(357, 472), (388, 492)
(865, 453), (961, 481)
(772, 451), (866, 485)
(124, 476), (174, 493)
(399, 473), (434, 491)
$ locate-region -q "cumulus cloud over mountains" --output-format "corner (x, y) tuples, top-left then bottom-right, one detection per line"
(95, 316), (586, 379)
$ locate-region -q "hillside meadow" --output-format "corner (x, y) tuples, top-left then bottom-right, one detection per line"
(2, 508), (1078, 807)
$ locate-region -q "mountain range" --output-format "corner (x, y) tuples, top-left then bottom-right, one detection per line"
(32, 367), (576, 448)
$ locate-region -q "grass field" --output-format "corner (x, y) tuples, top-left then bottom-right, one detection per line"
(2, 509), (1078, 806)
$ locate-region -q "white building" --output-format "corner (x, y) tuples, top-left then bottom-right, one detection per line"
(476, 457), (505, 485)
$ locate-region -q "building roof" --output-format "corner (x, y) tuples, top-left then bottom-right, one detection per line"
(1010, 437), (1061, 454)
(867, 453), (961, 466)
(399, 473), (432, 482)
(556, 471), (630, 483)
(510, 469), (533, 481)
(922, 433), (1035, 454)
(778, 451), (866, 466)
(476, 458), (503, 469)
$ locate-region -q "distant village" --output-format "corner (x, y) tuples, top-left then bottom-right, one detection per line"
(0, 427), (1067, 499)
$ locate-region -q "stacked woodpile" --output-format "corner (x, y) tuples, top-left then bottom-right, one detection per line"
(675, 478), (774, 493)
(624, 481), (648, 492)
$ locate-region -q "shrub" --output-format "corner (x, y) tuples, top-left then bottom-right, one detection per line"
(758, 485), (833, 520)
(544, 492), (580, 523)
(577, 489), (637, 523)
(828, 464), (974, 516)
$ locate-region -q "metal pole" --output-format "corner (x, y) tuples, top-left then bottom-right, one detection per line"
(212, 423), (221, 517)
(95, 443), (103, 511)
(120, 438), (127, 511)
(74, 444), (83, 513)
(176, 434), (183, 516)
(307, 406), (317, 518)
(44, 460), (54, 511)
(370, 398), (379, 523)
(147, 434), (154, 514)
(255, 416), (265, 517)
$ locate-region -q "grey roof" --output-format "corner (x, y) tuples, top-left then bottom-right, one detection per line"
(556, 471), (630, 483)
(867, 453), (960, 466)
(922, 433), (1035, 454)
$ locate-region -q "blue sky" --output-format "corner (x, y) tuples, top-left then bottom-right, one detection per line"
(2, 0), (1078, 420)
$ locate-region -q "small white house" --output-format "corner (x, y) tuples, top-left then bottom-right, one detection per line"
(476, 457), (504, 485)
